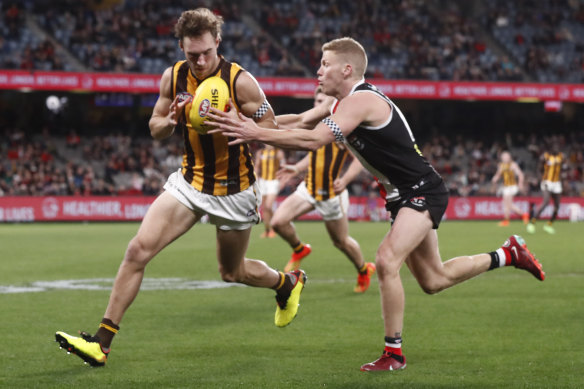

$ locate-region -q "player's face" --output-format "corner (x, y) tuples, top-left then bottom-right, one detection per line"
(317, 51), (345, 97)
(180, 32), (220, 79)
(314, 92), (327, 107)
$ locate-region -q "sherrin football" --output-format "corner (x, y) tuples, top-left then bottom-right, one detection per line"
(189, 76), (230, 135)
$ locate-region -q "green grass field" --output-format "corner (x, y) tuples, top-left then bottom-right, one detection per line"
(1, 220), (583, 388)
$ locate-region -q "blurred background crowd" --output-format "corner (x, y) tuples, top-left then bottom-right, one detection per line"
(1, 0), (583, 198)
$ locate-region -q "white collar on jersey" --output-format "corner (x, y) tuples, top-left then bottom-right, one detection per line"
(330, 78), (367, 115)
(349, 78), (366, 94)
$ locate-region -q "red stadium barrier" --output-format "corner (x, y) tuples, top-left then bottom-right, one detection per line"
(1, 70), (583, 101)
(0, 196), (582, 222)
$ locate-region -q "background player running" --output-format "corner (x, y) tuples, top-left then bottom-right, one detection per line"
(273, 87), (375, 293)
(527, 142), (566, 234)
(255, 144), (286, 238)
(491, 151), (529, 226)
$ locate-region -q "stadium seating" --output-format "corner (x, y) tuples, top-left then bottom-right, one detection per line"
(1, 0), (581, 81)
(1, 1), (583, 197)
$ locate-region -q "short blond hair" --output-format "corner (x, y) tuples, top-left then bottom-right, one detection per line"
(174, 8), (224, 41)
(322, 37), (368, 78)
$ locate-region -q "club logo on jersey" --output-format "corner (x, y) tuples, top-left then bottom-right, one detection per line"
(177, 92), (193, 103)
(198, 99), (211, 117)
(347, 134), (365, 151)
(409, 196), (426, 207)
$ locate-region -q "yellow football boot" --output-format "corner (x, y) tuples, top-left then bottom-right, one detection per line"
(55, 331), (108, 367)
(275, 270), (307, 327)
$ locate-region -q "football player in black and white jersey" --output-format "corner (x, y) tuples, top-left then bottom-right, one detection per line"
(207, 37), (545, 372)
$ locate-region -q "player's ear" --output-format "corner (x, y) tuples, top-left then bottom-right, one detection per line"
(343, 64), (352, 78)
(178, 39), (184, 50)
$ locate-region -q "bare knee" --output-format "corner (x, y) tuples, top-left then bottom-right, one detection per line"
(375, 252), (402, 281)
(123, 237), (152, 269)
(218, 265), (244, 284)
(331, 236), (345, 250)
(415, 271), (449, 295)
(418, 280), (445, 295)
(270, 218), (284, 232)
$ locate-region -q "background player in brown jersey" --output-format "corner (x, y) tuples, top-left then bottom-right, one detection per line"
(527, 142), (565, 234)
(255, 144), (286, 238)
(491, 151), (529, 226)
(208, 37), (545, 372)
(55, 8), (306, 368)
(273, 87), (375, 293)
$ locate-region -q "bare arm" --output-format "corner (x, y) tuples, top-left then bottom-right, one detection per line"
(278, 152), (310, 182)
(513, 162), (525, 190)
(277, 149), (287, 168)
(254, 149), (262, 176)
(276, 95), (335, 129)
(149, 67), (191, 140)
(207, 92), (388, 151)
(333, 153), (364, 194)
(235, 71), (277, 129)
(491, 165), (502, 184)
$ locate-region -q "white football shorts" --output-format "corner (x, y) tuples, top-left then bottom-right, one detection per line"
(163, 169), (261, 230)
(502, 185), (519, 197)
(541, 180), (562, 194)
(294, 181), (349, 221)
(258, 178), (280, 196)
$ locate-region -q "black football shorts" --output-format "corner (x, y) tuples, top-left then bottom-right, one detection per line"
(385, 178), (449, 229)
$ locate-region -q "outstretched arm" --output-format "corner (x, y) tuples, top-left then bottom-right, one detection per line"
(276, 96), (335, 129)
(206, 92), (384, 150)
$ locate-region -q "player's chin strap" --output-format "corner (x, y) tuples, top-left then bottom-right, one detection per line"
(252, 99), (271, 119)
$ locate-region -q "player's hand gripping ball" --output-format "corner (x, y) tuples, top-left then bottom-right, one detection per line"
(189, 76), (230, 135)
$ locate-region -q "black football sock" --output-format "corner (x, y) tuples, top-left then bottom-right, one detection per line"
(95, 318), (119, 349)
(358, 262), (368, 275)
(275, 272), (296, 296)
(291, 241), (304, 253)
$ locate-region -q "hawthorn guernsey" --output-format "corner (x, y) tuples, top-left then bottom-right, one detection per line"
(189, 76), (230, 135)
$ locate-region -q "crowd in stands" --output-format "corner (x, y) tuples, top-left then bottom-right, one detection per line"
(0, 127), (183, 197)
(484, 0), (584, 83)
(2, 127), (583, 199)
(258, 0), (519, 81)
(1, 1), (583, 199)
(1, 0), (582, 82)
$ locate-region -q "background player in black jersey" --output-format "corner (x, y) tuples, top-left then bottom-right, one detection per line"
(54, 8), (306, 368)
(208, 37), (545, 372)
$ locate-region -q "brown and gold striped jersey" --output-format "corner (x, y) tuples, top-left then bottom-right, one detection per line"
(500, 162), (517, 187)
(306, 142), (349, 201)
(258, 148), (280, 181)
(171, 57), (255, 196)
(542, 152), (563, 182)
